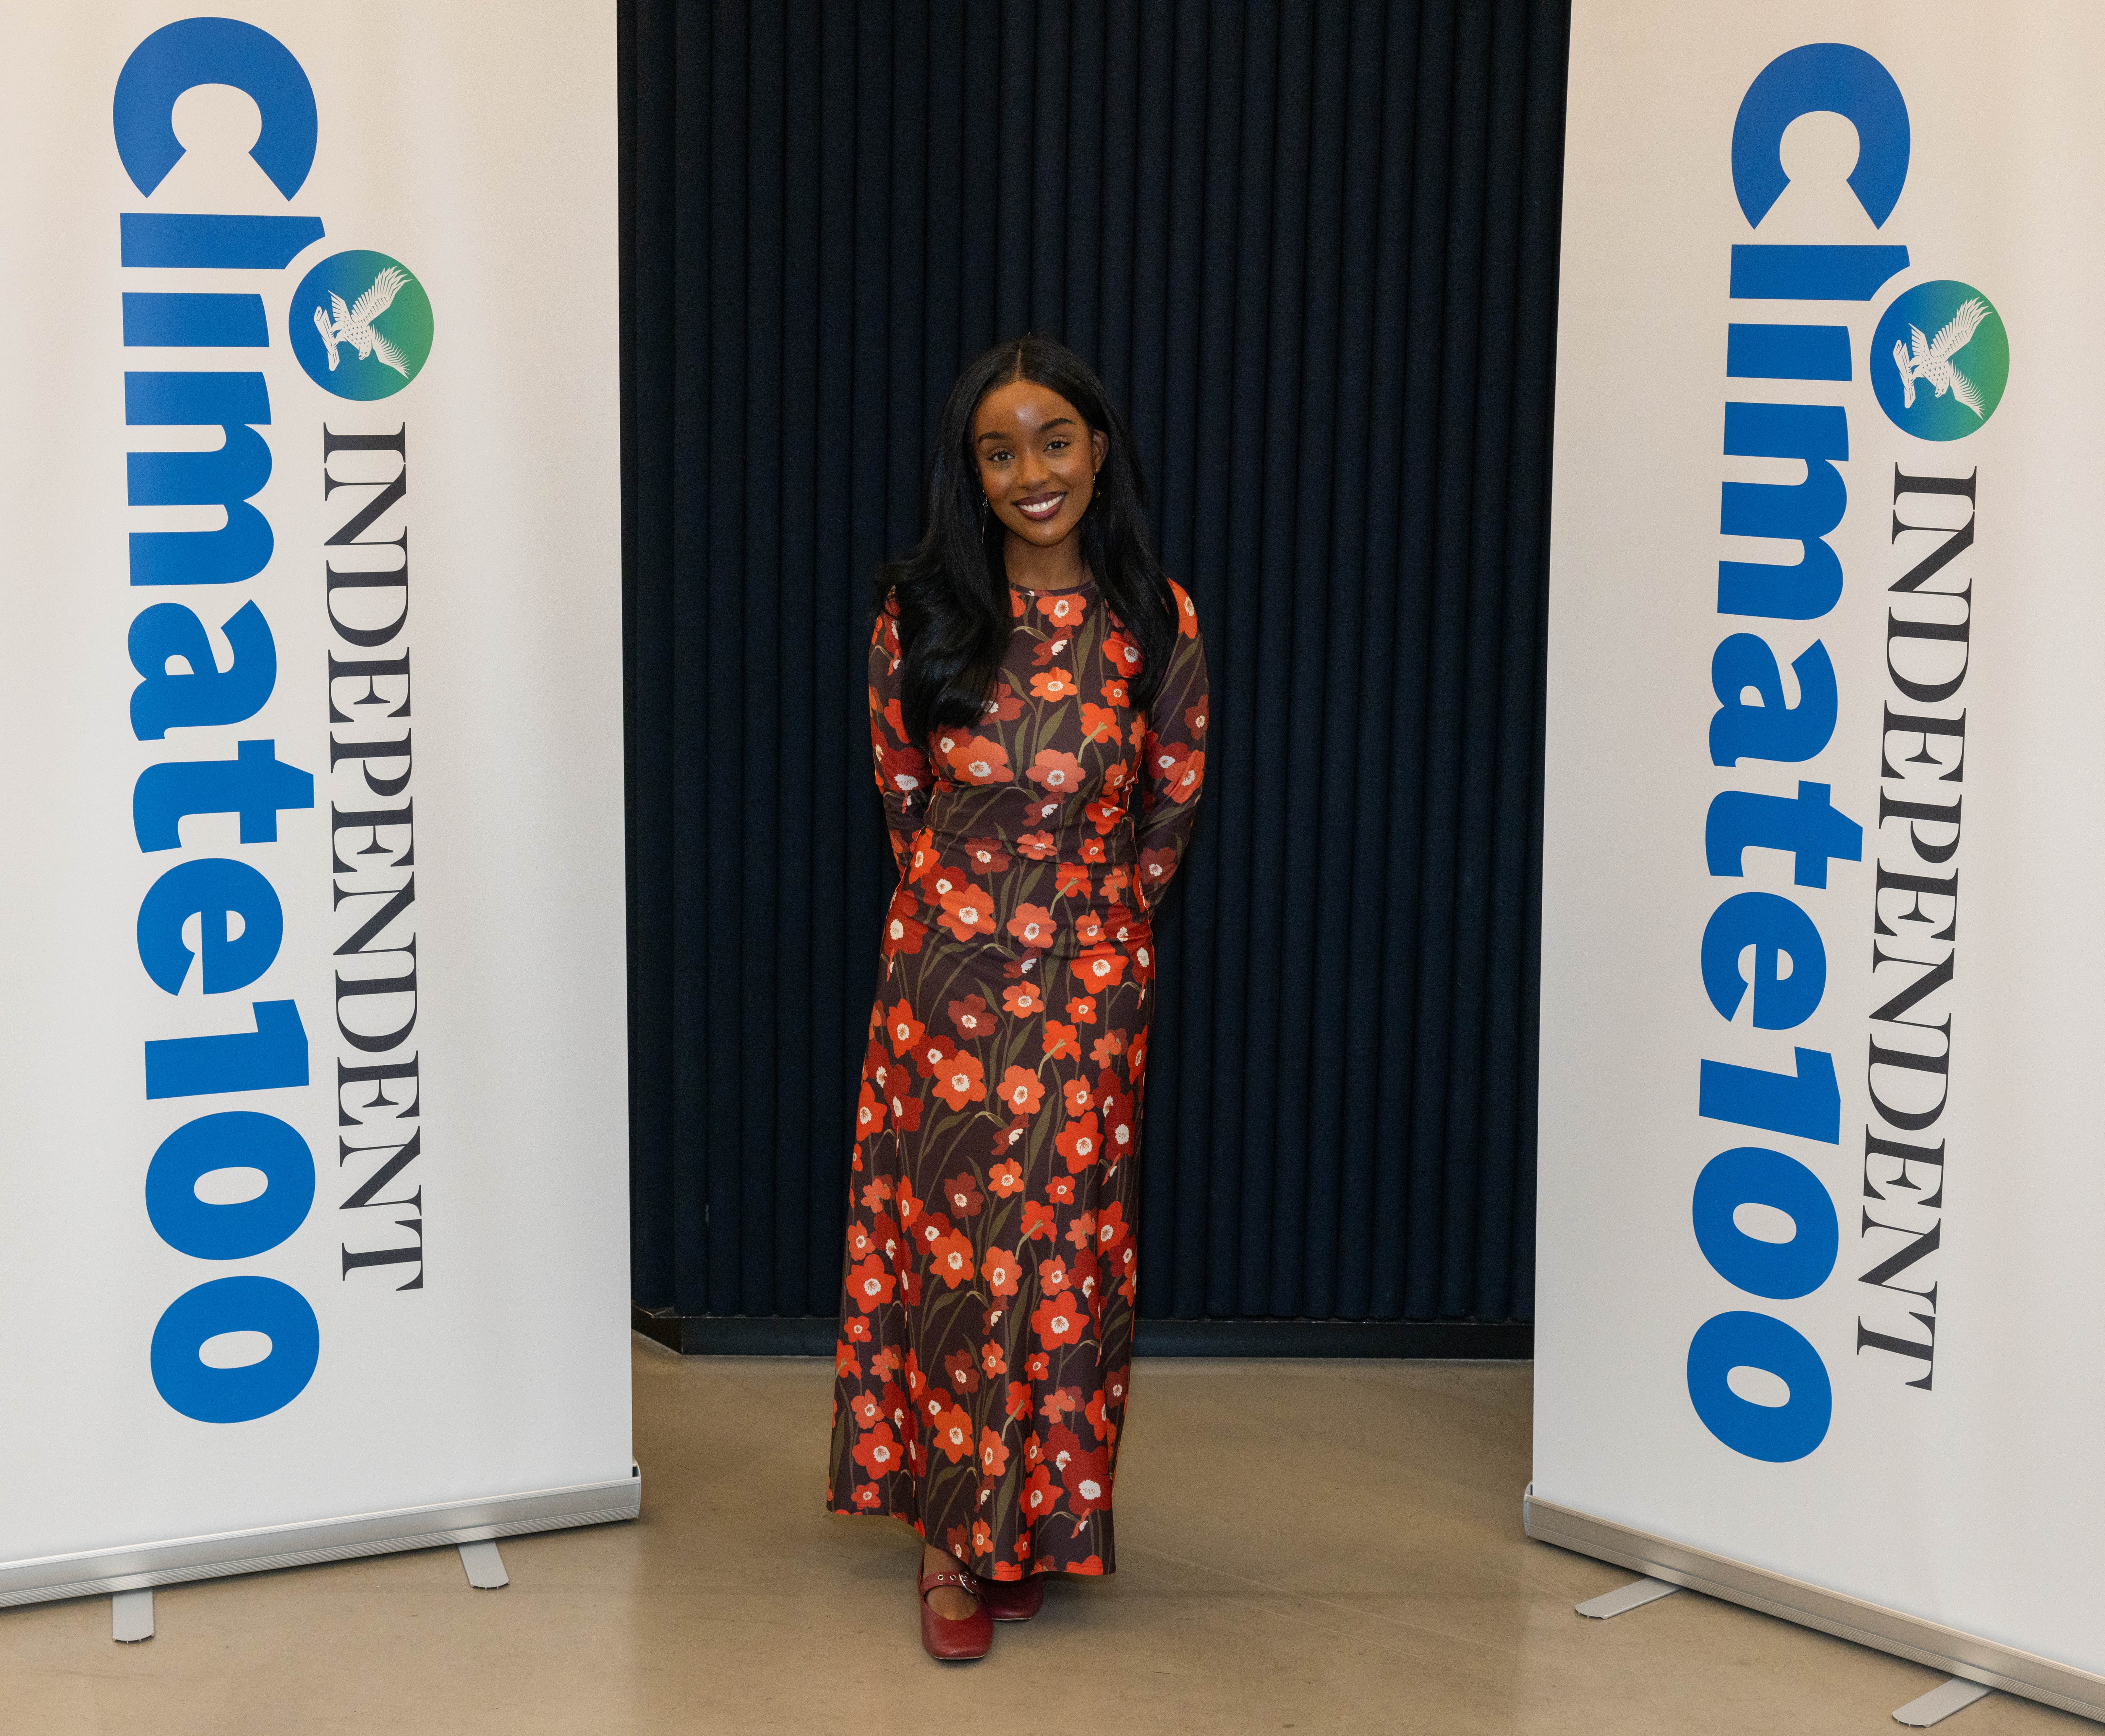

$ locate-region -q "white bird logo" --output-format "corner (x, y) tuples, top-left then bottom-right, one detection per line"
(311, 266), (416, 377)
(1891, 295), (1994, 418)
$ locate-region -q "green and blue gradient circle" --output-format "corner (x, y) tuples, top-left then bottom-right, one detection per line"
(288, 249), (433, 399)
(1871, 279), (2007, 441)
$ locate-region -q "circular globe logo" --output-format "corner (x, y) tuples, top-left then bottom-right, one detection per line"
(1870, 279), (2007, 440)
(288, 249), (433, 400)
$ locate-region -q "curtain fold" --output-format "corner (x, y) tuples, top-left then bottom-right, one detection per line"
(622, 0), (1569, 1324)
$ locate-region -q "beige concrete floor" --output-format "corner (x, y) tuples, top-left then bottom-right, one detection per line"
(0, 1340), (2088, 1735)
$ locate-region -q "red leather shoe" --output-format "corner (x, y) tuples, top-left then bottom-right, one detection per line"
(919, 1563), (992, 1661)
(979, 1573), (1045, 1622)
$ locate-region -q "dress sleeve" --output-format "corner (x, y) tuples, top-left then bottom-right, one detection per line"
(870, 597), (933, 874)
(1133, 578), (1209, 902)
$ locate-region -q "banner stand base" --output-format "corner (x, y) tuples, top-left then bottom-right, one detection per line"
(1575, 1576), (1679, 1619)
(458, 1540), (509, 1590)
(1894, 1678), (1995, 1728)
(1525, 1487), (2105, 1724)
(1, 1473), (638, 1615)
(110, 1587), (151, 1643)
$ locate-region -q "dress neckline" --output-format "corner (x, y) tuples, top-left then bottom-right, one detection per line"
(1010, 577), (1098, 597)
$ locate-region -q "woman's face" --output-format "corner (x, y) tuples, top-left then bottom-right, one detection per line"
(972, 379), (1109, 550)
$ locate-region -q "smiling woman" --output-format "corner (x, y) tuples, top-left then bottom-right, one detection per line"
(975, 377), (1106, 547)
(827, 336), (1209, 1662)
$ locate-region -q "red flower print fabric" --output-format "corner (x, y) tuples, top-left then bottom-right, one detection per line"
(829, 575), (1209, 1579)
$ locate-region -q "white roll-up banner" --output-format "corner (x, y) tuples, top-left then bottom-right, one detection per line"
(0, 4), (633, 1607)
(1537, 2), (2105, 1719)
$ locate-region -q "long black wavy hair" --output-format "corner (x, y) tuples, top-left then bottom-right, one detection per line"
(877, 334), (1177, 745)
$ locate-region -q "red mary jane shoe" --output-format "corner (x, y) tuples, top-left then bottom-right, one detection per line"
(919, 1563), (992, 1661)
(979, 1573), (1045, 1622)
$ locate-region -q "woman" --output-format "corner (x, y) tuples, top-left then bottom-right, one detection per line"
(827, 334), (1209, 1661)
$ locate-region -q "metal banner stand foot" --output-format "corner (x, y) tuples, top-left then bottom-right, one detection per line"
(1894, 1678), (1993, 1728)
(1575, 1577), (1679, 1619)
(111, 1588), (152, 1642)
(458, 1541), (508, 1589)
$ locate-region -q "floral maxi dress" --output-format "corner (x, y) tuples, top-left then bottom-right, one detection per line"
(827, 575), (1208, 1580)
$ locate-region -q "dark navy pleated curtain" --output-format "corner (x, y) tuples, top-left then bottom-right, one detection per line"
(621, 0), (1568, 1328)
